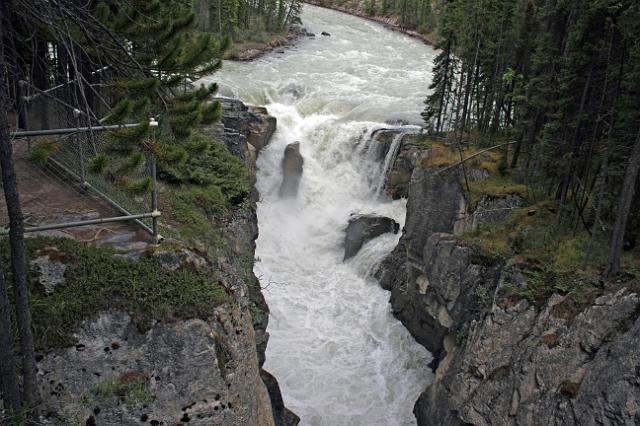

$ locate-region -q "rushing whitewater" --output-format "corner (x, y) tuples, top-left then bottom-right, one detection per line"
(201, 5), (437, 425)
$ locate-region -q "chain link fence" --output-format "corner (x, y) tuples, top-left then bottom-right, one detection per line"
(3, 79), (160, 242)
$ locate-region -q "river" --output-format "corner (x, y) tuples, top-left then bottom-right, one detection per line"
(203, 5), (437, 425)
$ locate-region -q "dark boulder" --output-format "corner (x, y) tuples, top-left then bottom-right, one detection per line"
(344, 214), (400, 260)
(321, 31), (331, 36)
(279, 142), (304, 197)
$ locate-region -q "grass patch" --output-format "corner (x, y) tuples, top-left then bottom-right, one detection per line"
(1, 236), (229, 348)
(420, 142), (502, 170)
(465, 204), (595, 269)
(224, 30), (289, 60)
(501, 267), (588, 306)
(420, 142), (527, 206)
(467, 172), (528, 206)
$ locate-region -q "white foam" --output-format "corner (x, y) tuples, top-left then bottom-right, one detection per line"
(205, 5), (438, 425)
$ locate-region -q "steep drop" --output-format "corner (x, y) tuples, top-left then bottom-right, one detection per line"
(201, 5), (437, 425)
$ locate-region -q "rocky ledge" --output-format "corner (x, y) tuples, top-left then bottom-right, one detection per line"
(374, 133), (640, 425)
(226, 26), (315, 61)
(33, 98), (298, 425)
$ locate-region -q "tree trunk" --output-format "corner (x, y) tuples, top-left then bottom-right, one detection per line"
(0, 258), (21, 412)
(0, 13), (39, 408)
(605, 129), (640, 277)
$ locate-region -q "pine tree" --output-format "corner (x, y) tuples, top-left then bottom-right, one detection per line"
(422, 33), (457, 133)
(89, 1), (230, 193)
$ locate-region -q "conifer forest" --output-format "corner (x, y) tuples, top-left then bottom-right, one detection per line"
(0, 1), (639, 425)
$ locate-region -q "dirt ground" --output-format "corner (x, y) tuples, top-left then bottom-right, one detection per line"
(0, 141), (151, 246)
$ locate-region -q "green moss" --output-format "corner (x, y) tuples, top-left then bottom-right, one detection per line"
(466, 205), (638, 305)
(93, 379), (120, 401)
(467, 172), (528, 207)
(1, 236), (229, 348)
(91, 375), (154, 410)
(122, 378), (155, 410)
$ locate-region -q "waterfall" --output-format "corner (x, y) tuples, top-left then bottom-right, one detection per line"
(375, 133), (404, 196)
(200, 5), (437, 425)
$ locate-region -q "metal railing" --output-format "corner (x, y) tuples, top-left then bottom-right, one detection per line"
(6, 119), (162, 244)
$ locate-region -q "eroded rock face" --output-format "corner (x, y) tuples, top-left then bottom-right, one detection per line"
(376, 146), (639, 426)
(415, 290), (640, 426)
(376, 165), (466, 294)
(38, 309), (274, 426)
(343, 214), (400, 260)
(389, 233), (501, 367)
(279, 142), (304, 198)
(33, 99), (299, 426)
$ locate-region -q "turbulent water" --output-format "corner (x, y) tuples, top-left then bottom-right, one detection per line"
(201, 5), (437, 425)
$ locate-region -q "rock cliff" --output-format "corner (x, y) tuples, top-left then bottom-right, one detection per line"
(34, 99), (298, 426)
(375, 135), (640, 425)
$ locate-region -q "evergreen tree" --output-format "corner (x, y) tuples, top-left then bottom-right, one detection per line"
(89, 0), (229, 192)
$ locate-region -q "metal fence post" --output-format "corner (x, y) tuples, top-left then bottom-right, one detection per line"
(74, 109), (86, 185)
(18, 81), (31, 149)
(149, 117), (160, 244)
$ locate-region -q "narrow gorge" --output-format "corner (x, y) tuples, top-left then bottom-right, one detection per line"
(2, 2), (638, 425)
(206, 4), (640, 426)
(203, 5), (439, 425)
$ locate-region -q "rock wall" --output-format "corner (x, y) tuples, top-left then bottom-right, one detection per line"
(39, 310), (274, 426)
(376, 141), (640, 425)
(416, 289), (640, 426)
(36, 99), (298, 426)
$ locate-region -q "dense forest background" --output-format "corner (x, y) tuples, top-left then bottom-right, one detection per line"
(194, 0), (303, 53)
(307, 0), (437, 36)
(420, 0), (640, 277)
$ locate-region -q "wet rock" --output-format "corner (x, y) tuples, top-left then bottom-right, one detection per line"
(261, 370), (301, 426)
(280, 82), (305, 101)
(343, 214), (400, 260)
(372, 130), (426, 198)
(278, 142), (304, 198)
(321, 31), (331, 36)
